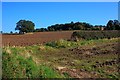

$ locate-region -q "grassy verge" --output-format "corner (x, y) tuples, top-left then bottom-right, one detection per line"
(2, 46), (63, 78)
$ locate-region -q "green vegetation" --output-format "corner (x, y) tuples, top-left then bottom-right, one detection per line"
(15, 20), (35, 33)
(46, 38), (119, 48)
(3, 19), (120, 34)
(2, 50), (39, 78)
(2, 38), (119, 78)
(34, 19), (120, 32)
(71, 30), (120, 40)
(2, 46), (63, 78)
(106, 20), (120, 30)
(46, 39), (78, 48)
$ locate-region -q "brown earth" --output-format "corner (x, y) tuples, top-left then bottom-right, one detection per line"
(55, 42), (119, 78)
(2, 31), (74, 46)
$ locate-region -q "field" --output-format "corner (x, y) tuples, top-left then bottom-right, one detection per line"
(2, 31), (120, 79)
(2, 31), (74, 46)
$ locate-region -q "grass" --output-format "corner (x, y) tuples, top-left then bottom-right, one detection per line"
(39, 64), (63, 78)
(46, 38), (119, 49)
(2, 46), (63, 78)
(2, 38), (119, 78)
(46, 39), (78, 48)
(3, 50), (40, 78)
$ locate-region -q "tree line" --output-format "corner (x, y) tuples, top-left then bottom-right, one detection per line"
(13, 19), (120, 33)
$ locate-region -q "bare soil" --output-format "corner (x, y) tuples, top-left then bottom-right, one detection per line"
(2, 31), (73, 46)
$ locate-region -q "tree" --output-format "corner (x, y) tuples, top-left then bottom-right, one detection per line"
(106, 20), (120, 30)
(114, 20), (120, 30)
(106, 20), (114, 30)
(48, 26), (55, 31)
(15, 20), (35, 33)
(10, 31), (13, 34)
(40, 28), (47, 32)
(0, 31), (2, 34)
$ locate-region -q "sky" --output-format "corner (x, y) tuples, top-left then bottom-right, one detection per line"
(118, 1), (120, 21)
(1, 0), (120, 2)
(0, 2), (2, 31)
(2, 2), (118, 33)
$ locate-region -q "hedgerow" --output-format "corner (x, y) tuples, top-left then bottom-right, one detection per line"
(71, 30), (120, 40)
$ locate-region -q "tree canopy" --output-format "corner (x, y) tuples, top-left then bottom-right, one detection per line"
(34, 21), (100, 32)
(15, 20), (35, 33)
(106, 20), (120, 30)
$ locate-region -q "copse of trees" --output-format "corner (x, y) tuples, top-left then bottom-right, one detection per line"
(35, 20), (119, 31)
(34, 28), (48, 32)
(34, 21), (106, 32)
(47, 22), (94, 31)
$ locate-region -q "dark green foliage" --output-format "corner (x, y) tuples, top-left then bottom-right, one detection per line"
(106, 20), (120, 30)
(34, 28), (48, 32)
(10, 31), (13, 34)
(15, 19), (120, 33)
(14, 19), (120, 34)
(46, 21), (94, 31)
(0, 31), (2, 34)
(15, 20), (35, 33)
(34, 21), (101, 32)
(72, 30), (120, 40)
(40, 20), (120, 31)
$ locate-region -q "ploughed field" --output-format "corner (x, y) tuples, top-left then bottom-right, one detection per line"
(2, 31), (73, 46)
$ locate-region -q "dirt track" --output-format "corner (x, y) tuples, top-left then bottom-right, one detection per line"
(2, 31), (74, 46)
